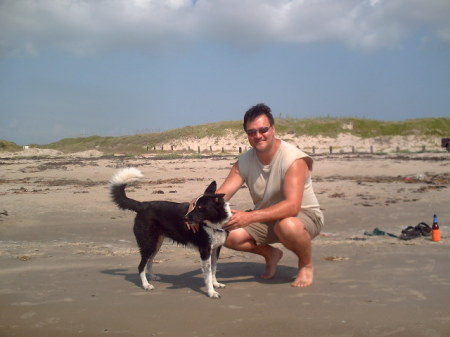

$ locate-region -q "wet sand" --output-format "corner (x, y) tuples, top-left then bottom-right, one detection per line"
(1, 152), (449, 337)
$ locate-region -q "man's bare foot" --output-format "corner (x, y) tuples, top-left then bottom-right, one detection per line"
(261, 247), (283, 279)
(291, 265), (313, 287)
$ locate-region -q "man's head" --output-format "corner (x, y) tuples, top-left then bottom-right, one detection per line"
(243, 103), (275, 132)
(243, 103), (277, 153)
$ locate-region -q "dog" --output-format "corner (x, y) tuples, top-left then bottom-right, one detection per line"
(109, 167), (231, 298)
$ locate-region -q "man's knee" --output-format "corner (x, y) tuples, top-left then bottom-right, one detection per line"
(224, 234), (238, 249)
(225, 228), (252, 249)
(275, 217), (307, 238)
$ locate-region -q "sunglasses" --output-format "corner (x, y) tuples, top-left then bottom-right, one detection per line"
(245, 126), (272, 136)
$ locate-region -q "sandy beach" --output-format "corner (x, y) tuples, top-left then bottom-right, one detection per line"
(1, 150), (449, 337)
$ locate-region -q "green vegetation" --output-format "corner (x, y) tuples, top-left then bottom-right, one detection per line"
(2, 117), (449, 154)
(0, 140), (22, 152)
(40, 121), (244, 154)
(276, 117), (450, 138)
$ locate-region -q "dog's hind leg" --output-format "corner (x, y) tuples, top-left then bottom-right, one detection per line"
(211, 246), (226, 289)
(200, 246), (220, 299)
(146, 234), (164, 281)
(138, 250), (153, 291)
(137, 234), (164, 291)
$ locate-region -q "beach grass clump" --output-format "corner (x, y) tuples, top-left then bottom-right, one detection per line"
(0, 140), (22, 152)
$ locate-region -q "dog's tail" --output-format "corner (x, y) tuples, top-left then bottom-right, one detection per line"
(110, 167), (144, 213)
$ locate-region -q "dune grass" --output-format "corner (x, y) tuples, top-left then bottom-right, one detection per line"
(276, 117), (450, 138)
(2, 117), (449, 154)
(0, 140), (22, 152)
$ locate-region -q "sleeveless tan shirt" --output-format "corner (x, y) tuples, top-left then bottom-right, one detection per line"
(238, 140), (321, 212)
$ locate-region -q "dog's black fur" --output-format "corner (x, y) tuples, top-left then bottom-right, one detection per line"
(109, 167), (231, 298)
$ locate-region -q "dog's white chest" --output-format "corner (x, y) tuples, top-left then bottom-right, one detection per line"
(203, 226), (227, 248)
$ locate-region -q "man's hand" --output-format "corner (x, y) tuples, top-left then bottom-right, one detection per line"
(185, 197), (200, 233)
(222, 210), (253, 231)
(186, 222), (200, 233)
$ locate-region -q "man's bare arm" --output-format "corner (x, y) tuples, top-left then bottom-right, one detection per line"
(216, 162), (245, 201)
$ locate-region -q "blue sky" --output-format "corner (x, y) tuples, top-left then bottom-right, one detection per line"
(1, 0), (450, 145)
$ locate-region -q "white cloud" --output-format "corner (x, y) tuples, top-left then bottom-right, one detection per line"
(1, 0), (449, 56)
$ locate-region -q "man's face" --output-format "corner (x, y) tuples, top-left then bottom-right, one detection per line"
(245, 114), (275, 153)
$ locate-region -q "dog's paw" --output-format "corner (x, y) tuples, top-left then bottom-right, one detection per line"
(143, 283), (154, 291)
(149, 274), (161, 281)
(213, 282), (226, 289)
(208, 291), (221, 299)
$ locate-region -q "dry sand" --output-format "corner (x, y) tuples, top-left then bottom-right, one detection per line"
(0, 149), (449, 337)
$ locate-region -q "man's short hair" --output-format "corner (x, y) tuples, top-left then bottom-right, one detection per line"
(243, 103), (275, 131)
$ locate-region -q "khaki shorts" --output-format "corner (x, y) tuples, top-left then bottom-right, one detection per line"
(245, 208), (324, 245)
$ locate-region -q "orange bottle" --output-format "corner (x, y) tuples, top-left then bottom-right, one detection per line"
(432, 214), (440, 242)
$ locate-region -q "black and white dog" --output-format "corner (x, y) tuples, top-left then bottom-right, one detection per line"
(110, 167), (231, 298)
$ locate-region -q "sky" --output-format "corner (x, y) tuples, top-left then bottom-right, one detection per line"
(1, 0), (450, 145)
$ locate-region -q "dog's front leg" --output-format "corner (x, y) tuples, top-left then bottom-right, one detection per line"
(201, 247), (220, 299)
(211, 247), (225, 289)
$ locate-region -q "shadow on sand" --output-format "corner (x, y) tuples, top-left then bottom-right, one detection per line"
(101, 261), (298, 296)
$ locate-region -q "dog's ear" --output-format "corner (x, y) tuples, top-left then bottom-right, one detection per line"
(204, 181), (217, 195)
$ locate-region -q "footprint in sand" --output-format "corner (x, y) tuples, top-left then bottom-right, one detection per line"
(34, 317), (60, 328)
(20, 311), (37, 319)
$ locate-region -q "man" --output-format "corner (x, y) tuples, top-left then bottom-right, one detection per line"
(217, 103), (324, 287)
